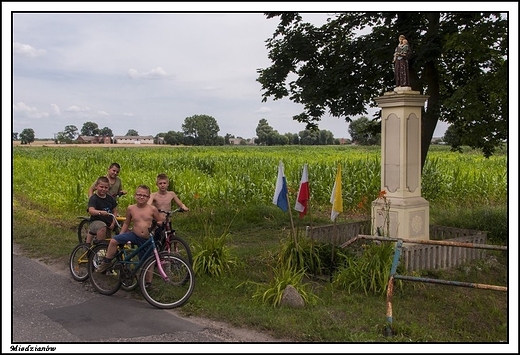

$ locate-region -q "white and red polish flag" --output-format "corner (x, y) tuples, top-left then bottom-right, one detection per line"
(294, 164), (310, 218)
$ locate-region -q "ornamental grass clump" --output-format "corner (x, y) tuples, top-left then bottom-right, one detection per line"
(251, 264), (320, 307)
(332, 241), (401, 296)
(191, 213), (238, 277)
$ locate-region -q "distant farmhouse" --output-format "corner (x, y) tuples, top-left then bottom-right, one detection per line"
(113, 135), (154, 144)
(76, 135), (111, 144)
(229, 137), (256, 145)
(76, 135), (155, 144)
(228, 138), (241, 145)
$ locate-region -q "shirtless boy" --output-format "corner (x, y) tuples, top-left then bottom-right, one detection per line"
(96, 185), (162, 274)
(148, 173), (189, 212)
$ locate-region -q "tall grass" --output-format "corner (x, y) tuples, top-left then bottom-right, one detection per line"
(13, 145), (506, 218)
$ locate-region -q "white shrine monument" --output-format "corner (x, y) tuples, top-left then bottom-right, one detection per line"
(372, 88), (429, 240)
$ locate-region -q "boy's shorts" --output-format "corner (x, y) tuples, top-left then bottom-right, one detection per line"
(89, 220), (107, 234)
(113, 232), (149, 258)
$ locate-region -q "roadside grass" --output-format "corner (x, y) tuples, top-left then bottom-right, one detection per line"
(12, 193), (508, 342)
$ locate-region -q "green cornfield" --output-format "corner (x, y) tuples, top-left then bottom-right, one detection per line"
(12, 145), (507, 217)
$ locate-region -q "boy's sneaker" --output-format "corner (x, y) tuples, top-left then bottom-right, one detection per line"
(96, 259), (112, 273)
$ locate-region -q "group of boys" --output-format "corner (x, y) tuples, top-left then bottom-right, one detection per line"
(86, 164), (188, 274)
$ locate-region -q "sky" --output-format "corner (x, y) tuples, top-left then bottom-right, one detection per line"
(3, 2), (481, 142)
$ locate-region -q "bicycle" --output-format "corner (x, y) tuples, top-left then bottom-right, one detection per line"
(87, 222), (195, 309)
(155, 208), (193, 265)
(69, 214), (139, 292)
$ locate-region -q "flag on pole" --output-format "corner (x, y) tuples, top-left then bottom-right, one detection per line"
(330, 164), (343, 221)
(272, 161), (289, 212)
(295, 164), (310, 218)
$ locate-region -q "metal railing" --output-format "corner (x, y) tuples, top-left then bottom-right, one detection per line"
(341, 235), (507, 336)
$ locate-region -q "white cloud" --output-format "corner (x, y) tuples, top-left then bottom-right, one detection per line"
(13, 102), (49, 119)
(13, 42), (46, 58)
(203, 86), (221, 92)
(128, 67), (174, 80)
(50, 104), (61, 115)
(97, 111), (109, 116)
(254, 107), (272, 114)
(65, 106), (90, 113)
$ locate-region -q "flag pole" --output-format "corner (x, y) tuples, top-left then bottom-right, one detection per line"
(329, 163), (343, 281)
(307, 196), (313, 239)
(286, 192), (297, 246)
(330, 217), (337, 281)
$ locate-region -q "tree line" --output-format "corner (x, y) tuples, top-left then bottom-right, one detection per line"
(15, 114), (393, 146)
(13, 114), (456, 147)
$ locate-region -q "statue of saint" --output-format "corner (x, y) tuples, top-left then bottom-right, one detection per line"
(393, 35), (410, 87)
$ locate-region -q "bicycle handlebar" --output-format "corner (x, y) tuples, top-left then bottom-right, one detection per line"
(106, 213), (123, 229)
(158, 208), (186, 216)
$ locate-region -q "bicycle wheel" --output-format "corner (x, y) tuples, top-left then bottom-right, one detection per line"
(165, 235), (193, 265)
(139, 253), (194, 309)
(88, 244), (121, 295)
(77, 219), (90, 243)
(69, 243), (91, 281)
(121, 244), (139, 292)
(121, 275), (138, 291)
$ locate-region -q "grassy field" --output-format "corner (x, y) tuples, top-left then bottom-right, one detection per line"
(11, 144), (510, 346)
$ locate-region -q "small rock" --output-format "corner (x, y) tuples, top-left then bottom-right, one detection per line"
(280, 285), (305, 308)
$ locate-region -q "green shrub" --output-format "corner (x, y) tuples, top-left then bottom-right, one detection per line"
(250, 264), (320, 307)
(191, 212), (238, 277)
(192, 231), (237, 277)
(332, 241), (400, 296)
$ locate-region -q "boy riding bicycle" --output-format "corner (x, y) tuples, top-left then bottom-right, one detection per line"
(86, 176), (118, 244)
(96, 185), (162, 276)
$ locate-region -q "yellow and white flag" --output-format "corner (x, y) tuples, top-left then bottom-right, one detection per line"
(330, 164), (343, 221)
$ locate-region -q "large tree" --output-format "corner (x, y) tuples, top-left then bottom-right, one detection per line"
(63, 125), (78, 141)
(257, 12), (508, 168)
(99, 127), (113, 137)
(255, 118), (288, 145)
(349, 116), (381, 146)
(182, 114), (220, 146)
(81, 121), (100, 136)
(19, 128), (35, 145)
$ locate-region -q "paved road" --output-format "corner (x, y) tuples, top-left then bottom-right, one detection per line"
(9, 247), (286, 351)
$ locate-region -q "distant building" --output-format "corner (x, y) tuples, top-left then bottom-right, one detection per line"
(431, 137), (445, 145)
(113, 136), (154, 144)
(76, 135), (111, 144)
(229, 138), (243, 145)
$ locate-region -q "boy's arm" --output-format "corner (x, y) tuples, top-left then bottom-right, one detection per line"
(147, 192), (155, 205)
(118, 177), (126, 195)
(120, 208), (132, 234)
(152, 206), (163, 226)
(109, 207), (118, 230)
(87, 197), (103, 216)
(171, 192), (188, 211)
